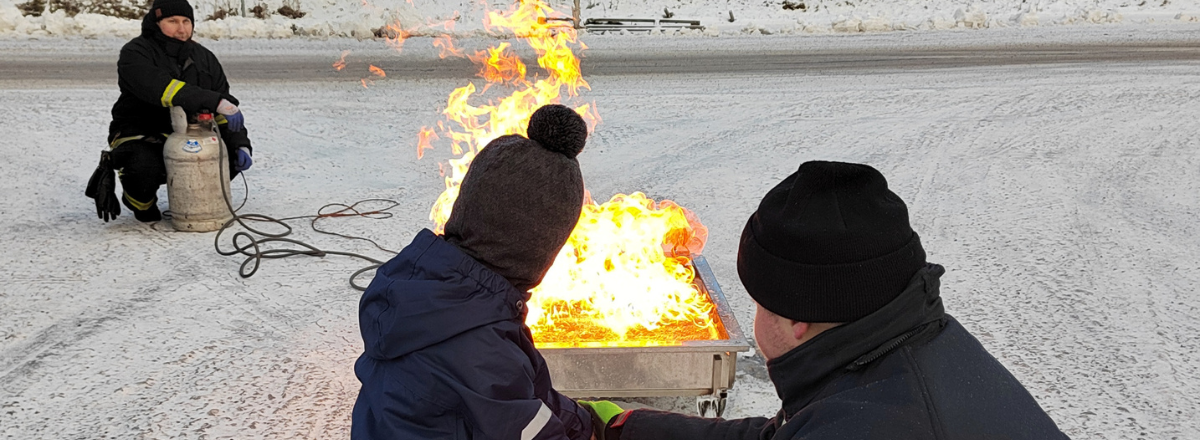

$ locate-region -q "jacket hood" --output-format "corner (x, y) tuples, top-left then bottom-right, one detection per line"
(767, 263), (947, 415)
(358, 229), (529, 360)
(140, 6), (193, 58)
(139, 8), (163, 37)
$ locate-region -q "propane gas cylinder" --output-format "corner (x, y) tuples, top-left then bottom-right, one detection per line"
(163, 106), (232, 232)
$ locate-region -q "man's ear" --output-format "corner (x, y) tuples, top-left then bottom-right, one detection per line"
(791, 321), (811, 341)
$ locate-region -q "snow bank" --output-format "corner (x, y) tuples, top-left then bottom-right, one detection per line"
(0, 0), (1196, 39)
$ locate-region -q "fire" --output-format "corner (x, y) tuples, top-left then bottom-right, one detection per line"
(468, 43), (527, 85)
(381, 22), (414, 51)
(527, 193), (718, 347)
(333, 50), (349, 71)
(369, 65), (387, 78)
(421, 0), (598, 234)
(433, 35), (464, 58)
(416, 0), (718, 347)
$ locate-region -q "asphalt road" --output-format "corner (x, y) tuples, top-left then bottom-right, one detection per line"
(4, 41), (1200, 83)
(4, 30), (1200, 440)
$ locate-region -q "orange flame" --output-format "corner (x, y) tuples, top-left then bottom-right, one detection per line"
(381, 22), (414, 51)
(422, 0), (596, 233)
(369, 65), (387, 78)
(417, 127), (439, 159)
(468, 43), (528, 86)
(417, 0), (715, 347)
(381, 13), (462, 55)
(333, 50), (350, 71)
(484, 1), (589, 95)
(433, 35), (465, 59)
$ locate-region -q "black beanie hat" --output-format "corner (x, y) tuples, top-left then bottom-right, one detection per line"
(150, 0), (194, 22)
(737, 161), (926, 323)
(444, 104), (588, 292)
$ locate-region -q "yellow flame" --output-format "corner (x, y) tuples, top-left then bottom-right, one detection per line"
(468, 43), (528, 86)
(422, 0), (595, 234)
(527, 193), (717, 346)
(417, 0), (716, 347)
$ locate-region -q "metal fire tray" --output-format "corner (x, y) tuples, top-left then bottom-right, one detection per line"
(540, 255), (751, 416)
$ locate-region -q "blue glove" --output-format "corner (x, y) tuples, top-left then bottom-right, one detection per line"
(235, 147), (253, 171)
(224, 111), (244, 132)
(217, 99), (245, 132)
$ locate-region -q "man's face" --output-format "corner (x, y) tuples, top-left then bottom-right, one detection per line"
(157, 16), (193, 41)
(753, 303), (798, 361)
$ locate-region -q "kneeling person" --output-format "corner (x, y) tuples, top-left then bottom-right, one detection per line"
(87, 0), (253, 223)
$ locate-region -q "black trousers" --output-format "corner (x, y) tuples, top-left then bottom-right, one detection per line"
(110, 137), (240, 209)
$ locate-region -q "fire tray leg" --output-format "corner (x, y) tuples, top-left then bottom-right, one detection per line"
(696, 391), (727, 418)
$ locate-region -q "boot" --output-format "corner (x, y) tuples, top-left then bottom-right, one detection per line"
(122, 193), (162, 222)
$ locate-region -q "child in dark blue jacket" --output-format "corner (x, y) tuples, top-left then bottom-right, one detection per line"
(352, 104), (594, 440)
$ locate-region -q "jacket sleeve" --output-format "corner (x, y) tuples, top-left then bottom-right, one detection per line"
(615, 409), (775, 440)
(483, 397), (583, 440)
(220, 126), (252, 152)
(442, 326), (589, 440)
(454, 373), (590, 440)
(206, 52), (253, 152)
(117, 42), (224, 116)
(543, 387), (593, 440)
(522, 327), (591, 440)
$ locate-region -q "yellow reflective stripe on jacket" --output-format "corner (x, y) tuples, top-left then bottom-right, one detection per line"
(123, 192), (155, 211)
(160, 79), (186, 107)
(215, 114), (228, 125)
(109, 135), (145, 149)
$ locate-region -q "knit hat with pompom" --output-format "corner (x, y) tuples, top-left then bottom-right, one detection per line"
(444, 104), (588, 292)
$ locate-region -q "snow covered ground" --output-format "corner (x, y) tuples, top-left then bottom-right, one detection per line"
(2, 0), (1200, 438)
(1, 0), (1200, 39)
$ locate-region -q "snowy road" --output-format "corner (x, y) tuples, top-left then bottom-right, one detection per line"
(3, 25), (1200, 439)
(5, 36), (1200, 83)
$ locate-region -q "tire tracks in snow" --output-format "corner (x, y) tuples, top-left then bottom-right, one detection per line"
(0, 284), (167, 396)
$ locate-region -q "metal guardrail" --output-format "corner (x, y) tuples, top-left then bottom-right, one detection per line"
(583, 17), (705, 33)
(542, 1), (705, 32)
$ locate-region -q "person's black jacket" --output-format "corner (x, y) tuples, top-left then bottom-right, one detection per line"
(108, 9), (250, 152)
(351, 229), (593, 440)
(611, 264), (1069, 440)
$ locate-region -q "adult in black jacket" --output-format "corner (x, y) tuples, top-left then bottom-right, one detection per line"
(585, 161), (1069, 440)
(86, 0), (252, 222)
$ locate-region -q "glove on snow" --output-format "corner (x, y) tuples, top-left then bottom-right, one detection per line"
(234, 147), (253, 171)
(85, 150), (121, 222)
(216, 99), (244, 132)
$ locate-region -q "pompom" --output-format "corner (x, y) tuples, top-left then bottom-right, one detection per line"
(526, 104), (587, 158)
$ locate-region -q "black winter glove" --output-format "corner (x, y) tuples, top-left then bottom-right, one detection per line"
(85, 150), (121, 222)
